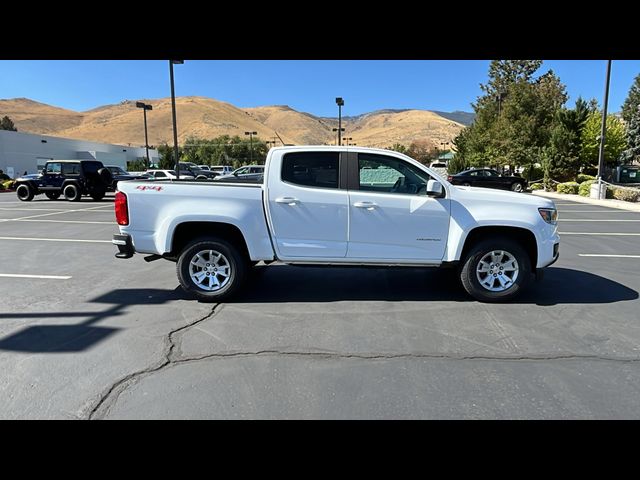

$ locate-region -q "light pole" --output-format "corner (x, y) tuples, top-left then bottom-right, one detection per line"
(336, 97), (344, 145)
(332, 127), (345, 146)
(597, 60), (612, 199)
(440, 142), (450, 161)
(343, 137), (353, 146)
(136, 102), (153, 167)
(245, 131), (257, 163)
(169, 60), (184, 179)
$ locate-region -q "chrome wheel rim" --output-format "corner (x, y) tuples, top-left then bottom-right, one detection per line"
(189, 249), (231, 291)
(513, 183), (523, 192)
(476, 250), (519, 292)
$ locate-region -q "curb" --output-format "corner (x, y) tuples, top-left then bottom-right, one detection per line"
(532, 190), (640, 212)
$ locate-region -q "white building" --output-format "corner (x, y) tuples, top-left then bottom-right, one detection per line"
(0, 130), (159, 178)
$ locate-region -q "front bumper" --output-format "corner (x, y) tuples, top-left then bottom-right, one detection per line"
(535, 242), (559, 281)
(113, 234), (135, 259)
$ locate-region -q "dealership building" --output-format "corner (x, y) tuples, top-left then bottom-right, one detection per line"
(0, 130), (159, 178)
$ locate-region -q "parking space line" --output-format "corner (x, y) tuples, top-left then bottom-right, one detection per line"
(0, 205), (115, 222)
(12, 219), (114, 225)
(0, 273), (72, 280)
(0, 207), (67, 212)
(560, 232), (640, 236)
(578, 254), (640, 258)
(0, 236), (111, 243)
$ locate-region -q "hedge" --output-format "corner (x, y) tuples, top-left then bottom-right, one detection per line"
(556, 182), (580, 194)
(579, 180), (596, 197)
(577, 174), (596, 184)
(612, 187), (640, 202)
(530, 183), (544, 190)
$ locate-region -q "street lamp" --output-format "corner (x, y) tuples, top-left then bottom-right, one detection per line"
(343, 137), (353, 146)
(169, 60), (184, 179)
(245, 131), (257, 163)
(136, 102), (153, 167)
(336, 97), (344, 145)
(332, 127), (345, 146)
(597, 60), (613, 199)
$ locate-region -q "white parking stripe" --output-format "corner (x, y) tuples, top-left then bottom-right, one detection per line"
(560, 232), (640, 236)
(0, 236), (111, 243)
(579, 254), (640, 258)
(0, 273), (72, 280)
(13, 219), (114, 225)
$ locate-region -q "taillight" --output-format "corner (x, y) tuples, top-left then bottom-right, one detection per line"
(447, 175), (453, 182)
(115, 191), (129, 226)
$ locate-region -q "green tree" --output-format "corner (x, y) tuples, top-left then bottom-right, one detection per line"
(388, 143), (408, 154)
(455, 61), (566, 174)
(545, 97), (590, 180)
(580, 111), (627, 168)
(0, 116), (17, 131)
(406, 140), (438, 164)
(621, 73), (640, 123)
(620, 105), (640, 164)
(157, 143), (181, 170)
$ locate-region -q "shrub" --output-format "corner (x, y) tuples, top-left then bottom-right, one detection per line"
(0, 183), (4, 191)
(577, 174), (596, 183)
(530, 183), (544, 190)
(579, 180), (596, 197)
(522, 165), (544, 181)
(612, 187), (640, 202)
(556, 182), (580, 194)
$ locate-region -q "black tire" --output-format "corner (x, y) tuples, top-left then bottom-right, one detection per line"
(97, 168), (113, 186)
(45, 191), (61, 200)
(63, 183), (81, 202)
(196, 175), (208, 180)
(177, 237), (248, 302)
(462, 182), (471, 187)
(16, 184), (34, 202)
(460, 237), (532, 302)
(511, 182), (525, 192)
(90, 188), (105, 201)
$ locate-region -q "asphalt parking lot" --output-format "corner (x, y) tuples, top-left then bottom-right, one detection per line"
(1, 191), (640, 419)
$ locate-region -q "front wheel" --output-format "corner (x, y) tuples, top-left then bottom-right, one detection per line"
(16, 184), (35, 201)
(63, 183), (81, 202)
(511, 182), (524, 192)
(460, 238), (532, 302)
(176, 237), (248, 302)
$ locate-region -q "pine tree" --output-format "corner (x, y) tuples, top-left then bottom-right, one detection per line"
(621, 74), (640, 123)
(0, 116), (17, 131)
(620, 106), (640, 164)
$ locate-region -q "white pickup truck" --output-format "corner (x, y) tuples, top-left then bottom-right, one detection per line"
(113, 146), (559, 302)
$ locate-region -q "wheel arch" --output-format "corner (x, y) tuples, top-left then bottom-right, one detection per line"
(459, 226), (537, 270)
(170, 221), (251, 261)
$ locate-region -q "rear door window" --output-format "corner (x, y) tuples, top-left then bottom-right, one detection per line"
(281, 152), (339, 189)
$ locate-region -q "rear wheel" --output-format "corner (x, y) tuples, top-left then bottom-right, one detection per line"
(177, 237), (248, 302)
(63, 183), (81, 202)
(45, 191), (61, 200)
(90, 188), (105, 201)
(511, 182), (524, 192)
(462, 182), (471, 187)
(460, 237), (532, 302)
(16, 184), (34, 201)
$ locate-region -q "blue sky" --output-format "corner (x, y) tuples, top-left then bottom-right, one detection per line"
(1, 60), (639, 117)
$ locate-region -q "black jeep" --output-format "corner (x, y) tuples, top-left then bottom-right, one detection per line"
(15, 160), (113, 202)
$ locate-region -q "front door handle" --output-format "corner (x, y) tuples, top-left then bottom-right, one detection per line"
(353, 201), (378, 210)
(275, 196), (299, 205)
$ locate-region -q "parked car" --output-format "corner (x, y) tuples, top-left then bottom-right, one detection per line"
(215, 165), (265, 182)
(113, 146), (559, 303)
(447, 168), (527, 192)
(105, 165), (150, 191)
(146, 170), (195, 181)
(15, 160), (113, 201)
(197, 165), (211, 171)
(209, 165), (234, 176)
(177, 162), (217, 179)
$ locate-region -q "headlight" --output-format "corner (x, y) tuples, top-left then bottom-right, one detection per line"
(538, 207), (558, 224)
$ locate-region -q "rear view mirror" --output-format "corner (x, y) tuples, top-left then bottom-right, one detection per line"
(426, 179), (444, 197)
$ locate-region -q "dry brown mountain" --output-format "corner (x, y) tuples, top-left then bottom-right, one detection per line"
(0, 96), (464, 149)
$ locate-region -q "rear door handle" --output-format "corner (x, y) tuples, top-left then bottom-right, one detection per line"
(275, 196), (299, 205)
(353, 201), (378, 210)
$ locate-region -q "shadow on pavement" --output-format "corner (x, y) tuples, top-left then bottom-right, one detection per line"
(233, 265), (638, 306)
(0, 288), (187, 353)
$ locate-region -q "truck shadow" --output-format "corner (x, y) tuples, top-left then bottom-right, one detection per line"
(235, 265), (638, 306)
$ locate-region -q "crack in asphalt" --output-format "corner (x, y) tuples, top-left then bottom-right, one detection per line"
(86, 303), (221, 420)
(170, 350), (640, 364)
(86, 302), (640, 419)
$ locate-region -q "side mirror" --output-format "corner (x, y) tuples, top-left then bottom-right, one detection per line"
(426, 179), (444, 197)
